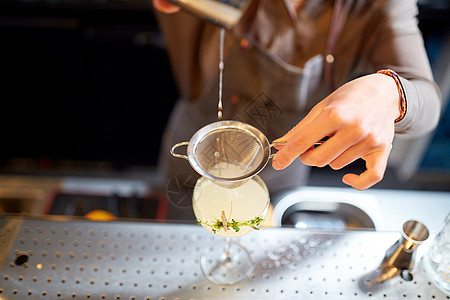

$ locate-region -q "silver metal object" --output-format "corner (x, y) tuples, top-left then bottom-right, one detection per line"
(165, 0), (251, 29)
(272, 188), (385, 230)
(363, 220), (430, 287)
(0, 215), (448, 299)
(171, 120), (279, 188)
(171, 121), (323, 189)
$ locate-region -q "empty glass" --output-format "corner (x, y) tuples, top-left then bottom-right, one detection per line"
(421, 212), (450, 294)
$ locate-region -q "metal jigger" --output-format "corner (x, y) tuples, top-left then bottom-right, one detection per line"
(362, 220), (430, 288)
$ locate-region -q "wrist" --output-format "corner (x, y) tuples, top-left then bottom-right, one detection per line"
(377, 69), (407, 123)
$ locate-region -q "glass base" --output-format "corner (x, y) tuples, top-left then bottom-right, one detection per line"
(421, 253), (450, 294)
(200, 239), (254, 285)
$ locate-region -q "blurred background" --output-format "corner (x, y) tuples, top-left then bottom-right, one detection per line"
(0, 0), (449, 221)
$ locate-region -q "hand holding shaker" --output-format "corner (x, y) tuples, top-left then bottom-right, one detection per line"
(421, 212), (450, 294)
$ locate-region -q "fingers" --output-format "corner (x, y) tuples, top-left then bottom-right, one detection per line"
(274, 122), (392, 190)
(299, 127), (366, 168)
(271, 102), (329, 166)
(272, 120), (332, 170)
(341, 146), (391, 190)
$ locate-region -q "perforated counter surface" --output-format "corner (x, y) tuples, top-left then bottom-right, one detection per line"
(0, 215), (448, 299)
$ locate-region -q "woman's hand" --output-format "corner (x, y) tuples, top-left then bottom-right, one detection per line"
(272, 73), (401, 190)
(152, 0), (180, 13)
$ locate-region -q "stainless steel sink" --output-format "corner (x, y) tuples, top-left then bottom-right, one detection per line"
(272, 187), (385, 230)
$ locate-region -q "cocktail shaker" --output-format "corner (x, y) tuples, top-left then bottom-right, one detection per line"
(166, 0), (252, 28)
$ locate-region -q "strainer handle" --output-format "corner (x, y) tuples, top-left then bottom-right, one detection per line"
(170, 142), (189, 160)
(269, 141), (322, 159)
(269, 142), (286, 159)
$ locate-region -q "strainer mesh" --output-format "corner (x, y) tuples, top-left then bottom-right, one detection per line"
(194, 128), (264, 179)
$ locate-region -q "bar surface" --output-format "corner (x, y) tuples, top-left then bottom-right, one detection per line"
(0, 215), (448, 299)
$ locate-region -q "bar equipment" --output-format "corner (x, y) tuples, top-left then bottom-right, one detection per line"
(362, 220), (429, 288)
(170, 121), (280, 188)
(1, 215), (448, 299)
(165, 0), (253, 29)
(421, 212), (450, 294)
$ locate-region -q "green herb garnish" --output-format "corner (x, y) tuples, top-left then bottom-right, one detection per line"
(196, 216), (264, 234)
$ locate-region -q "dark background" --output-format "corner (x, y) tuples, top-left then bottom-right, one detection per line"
(0, 0), (179, 174)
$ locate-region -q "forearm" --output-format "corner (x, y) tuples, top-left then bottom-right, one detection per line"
(366, 0), (442, 137)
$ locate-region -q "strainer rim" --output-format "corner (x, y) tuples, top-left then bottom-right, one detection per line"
(186, 120), (271, 182)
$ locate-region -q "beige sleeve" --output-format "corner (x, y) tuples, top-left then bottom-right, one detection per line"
(396, 76), (441, 136)
(366, 0), (442, 137)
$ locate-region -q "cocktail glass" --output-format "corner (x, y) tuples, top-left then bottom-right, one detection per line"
(193, 175), (270, 285)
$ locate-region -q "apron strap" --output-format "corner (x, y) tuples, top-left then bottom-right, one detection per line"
(232, 0), (262, 48)
(324, 0), (345, 93)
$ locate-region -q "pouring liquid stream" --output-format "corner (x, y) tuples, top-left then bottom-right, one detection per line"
(218, 27), (225, 120)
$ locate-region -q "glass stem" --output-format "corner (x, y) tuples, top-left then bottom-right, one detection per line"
(224, 237), (232, 263)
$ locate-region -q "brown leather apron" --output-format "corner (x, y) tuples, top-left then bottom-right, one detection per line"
(159, 0), (343, 195)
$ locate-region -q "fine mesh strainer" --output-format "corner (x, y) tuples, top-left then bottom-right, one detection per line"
(171, 120), (280, 188)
